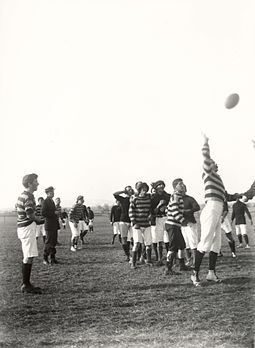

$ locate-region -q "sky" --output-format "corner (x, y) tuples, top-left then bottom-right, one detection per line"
(1, 0), (255, 210)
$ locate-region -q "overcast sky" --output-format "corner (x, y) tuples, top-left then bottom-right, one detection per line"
(1, 0), (255, 209)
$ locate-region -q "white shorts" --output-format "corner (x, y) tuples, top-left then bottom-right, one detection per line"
(127, 227), (133, 242)
(17, 222), (38, 259)
(133, 226), (152, 246)
(235, 224), (247, 235)
(119, 222), (131, 238)
(221, 217), (232, 234)
(78, 220), (89, 231)
(163, 230), (169, 243)
(113, 222), (121, 235)
(197, 200), (223, 254)
(69, 221), (80, 239)
(181, 223), (198, 249)
(151, 217), (167, 243)
(36, 224), (46, 237)
(89, 219), (93, 227)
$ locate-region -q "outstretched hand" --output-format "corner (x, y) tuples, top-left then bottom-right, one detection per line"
(201, 132), (209, 143)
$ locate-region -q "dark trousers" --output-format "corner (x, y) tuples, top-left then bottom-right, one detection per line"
(44, 229), (58, 259)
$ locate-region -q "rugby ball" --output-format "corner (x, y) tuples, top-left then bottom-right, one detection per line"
(225, 93), (239, 109)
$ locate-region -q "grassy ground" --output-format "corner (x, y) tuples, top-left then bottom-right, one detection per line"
(0, 214), (254, 348)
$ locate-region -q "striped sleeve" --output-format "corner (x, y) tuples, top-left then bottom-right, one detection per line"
(16, 192), (36, 227)
(128, 198), (136, 224)
(202, 141), (214, 174)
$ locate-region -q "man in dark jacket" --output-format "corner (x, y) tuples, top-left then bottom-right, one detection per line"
(42, 186), (60, 265)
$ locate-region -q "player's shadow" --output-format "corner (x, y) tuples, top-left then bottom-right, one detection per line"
(221, 276), (254, 285)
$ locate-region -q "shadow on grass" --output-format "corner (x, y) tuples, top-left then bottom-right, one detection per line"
(222, 276), (254, 286)
(127, 281), (189, 291)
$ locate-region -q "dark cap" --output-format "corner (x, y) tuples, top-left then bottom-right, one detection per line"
(22, 173), (38, 188)
(154, 180), (165, 189)
(76, 195), (84, 202)
(45, 186), (55, 193)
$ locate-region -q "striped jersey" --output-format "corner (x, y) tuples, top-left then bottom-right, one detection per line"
(16, 191), (36, 228)
(165, 192), (185, 227)
(202, 141), (225, 203)
(69, 203), (85, 223)
(129, 194), (151, 228)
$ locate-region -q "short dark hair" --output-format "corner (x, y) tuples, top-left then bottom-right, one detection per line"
(22, 173), (38, 188)
(137, 182), (149, 193)
(172, 178), (183, 189)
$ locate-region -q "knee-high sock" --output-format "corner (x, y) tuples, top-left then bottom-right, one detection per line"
(137, 244), (142, 259)
(132, 250), (137, 266)
(194, 250), (205, 272)
(243, 234), (249, 245)
(153, 243), (158, 260)
(22, 263), (32, 286)
(209, 251), (218, 271)
(159, 244), (163, 261)
(237, 234), (243, 244)
(146, 247), (152, 262)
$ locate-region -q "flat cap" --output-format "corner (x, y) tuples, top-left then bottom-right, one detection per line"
(45, 186), (55, 193)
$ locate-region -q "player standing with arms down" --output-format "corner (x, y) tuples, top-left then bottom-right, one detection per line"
(220, 201), (237, 258)
(69, 196), (87, 250)
(231, 197), (253, 248)
(164, 178), (187, 275)
(16, 173), (42, 294)
(181, 185), (200, 267)
(151, 180), (171, 266)
(129, 182), (153, 269)
(42, 186), (60, 265)
(87, 207), (95, 233)
(191, 134), (241, 286)
(110, 201), (122, 245)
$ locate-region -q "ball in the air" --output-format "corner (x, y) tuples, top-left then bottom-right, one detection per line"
(225, 93), (240, 109)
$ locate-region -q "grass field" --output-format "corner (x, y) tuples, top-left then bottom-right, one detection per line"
(0, 213), (255, 348)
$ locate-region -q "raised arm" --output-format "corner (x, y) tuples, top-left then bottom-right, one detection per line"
(202, 133), (214, 174)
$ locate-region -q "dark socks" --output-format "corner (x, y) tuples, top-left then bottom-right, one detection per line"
(209, 251), (218, 271)
(132, 250), (137, 266)
(153, 243), (158, 261)
(243, 234), (249, 245)
(146, 248), (152, 262)
(122, 244), (130, 257)
(194, 250), (205, 272)
(137, 244), (142, 260)
(159, 244), (163, 261)
(237, 234), (243, 244)
(22, 263), (32, 286)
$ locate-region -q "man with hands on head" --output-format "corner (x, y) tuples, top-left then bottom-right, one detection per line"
(113, 185), (134, 261)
